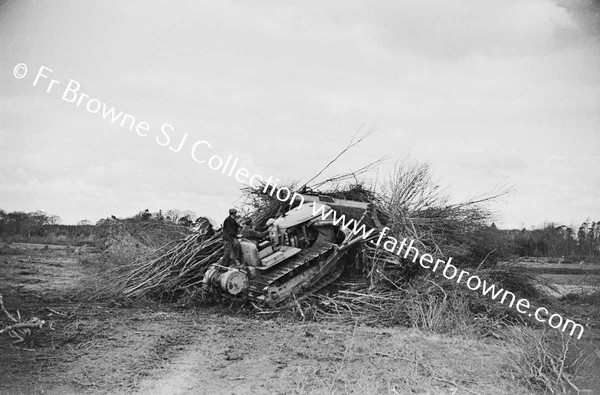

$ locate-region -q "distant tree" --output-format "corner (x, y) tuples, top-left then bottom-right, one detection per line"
(557, 225), (577, 256)
(28, 211), (50, 237)
(0, 209), (6, 236)
(466, 223), (513, 264)
(0, 210), (52, 237)
(589, 221), (600, 255)
(577, 221), (590, 254)
(47, 214), (62, 225)
(8, 212), (31, 236)
(30, 210), (49, 224)
(77, 219), (93, 226)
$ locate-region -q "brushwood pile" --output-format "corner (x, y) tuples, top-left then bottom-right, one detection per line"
(99, 164), (540, 332)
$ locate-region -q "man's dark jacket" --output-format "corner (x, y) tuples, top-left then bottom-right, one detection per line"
(222, 216), (239, 241)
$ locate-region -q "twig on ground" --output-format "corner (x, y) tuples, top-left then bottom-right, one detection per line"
(44, 307), (67, 317)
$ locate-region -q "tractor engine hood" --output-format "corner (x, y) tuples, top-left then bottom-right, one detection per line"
(274, 202), (330, 230)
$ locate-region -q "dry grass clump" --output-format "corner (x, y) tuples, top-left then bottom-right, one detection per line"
(307, 274), (516, 338)
(506, 327), (586, 393)
(402, 282), (482, 335)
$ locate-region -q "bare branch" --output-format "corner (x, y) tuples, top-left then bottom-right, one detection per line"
(301, 127), (374, 189)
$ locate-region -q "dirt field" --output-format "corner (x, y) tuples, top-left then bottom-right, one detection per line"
(519, 262), (600, 298)
(1, 248), (598, 394)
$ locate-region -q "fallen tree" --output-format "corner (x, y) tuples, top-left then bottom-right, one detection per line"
(0, 293), (45, 344)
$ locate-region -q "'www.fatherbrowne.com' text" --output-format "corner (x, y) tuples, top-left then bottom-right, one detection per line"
(264, 183), (585, 340)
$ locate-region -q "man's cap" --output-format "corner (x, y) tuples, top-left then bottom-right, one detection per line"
(229, 208), (237, 214)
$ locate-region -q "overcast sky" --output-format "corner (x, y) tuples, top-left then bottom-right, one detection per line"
(1, 0), (599, 228)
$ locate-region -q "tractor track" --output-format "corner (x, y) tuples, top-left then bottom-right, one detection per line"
(247, 241), (336, 301)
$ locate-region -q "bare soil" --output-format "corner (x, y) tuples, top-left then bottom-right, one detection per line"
(0, 248), (598, 394)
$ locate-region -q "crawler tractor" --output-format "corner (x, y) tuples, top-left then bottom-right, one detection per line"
(202, 195), (375, 306)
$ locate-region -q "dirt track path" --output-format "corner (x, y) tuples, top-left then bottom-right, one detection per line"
(131, 314), (528, 395)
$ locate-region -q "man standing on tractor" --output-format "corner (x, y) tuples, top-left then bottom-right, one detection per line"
(221, 208), (244, 268)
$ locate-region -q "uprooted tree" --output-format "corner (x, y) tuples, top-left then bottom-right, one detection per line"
(0, 294), (46, 344)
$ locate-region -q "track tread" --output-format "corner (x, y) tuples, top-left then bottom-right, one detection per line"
(248, 241), (334, 297)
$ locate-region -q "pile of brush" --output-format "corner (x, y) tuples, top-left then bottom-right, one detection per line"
(297, 162), (543, 334)
(93, 130), (543, 337)
(102, 218), (192, 253)
(106, 195), (288, 300)
(115, 232), (222, 299)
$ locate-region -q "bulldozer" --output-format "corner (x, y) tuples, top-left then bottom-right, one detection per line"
(202, 194), (376, 306)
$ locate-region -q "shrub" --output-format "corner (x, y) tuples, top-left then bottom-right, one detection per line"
(506, 327), (585, 393)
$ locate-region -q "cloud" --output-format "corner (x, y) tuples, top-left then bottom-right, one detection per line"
(556, 0), (600, 38)
(1, 0), (598, 228)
